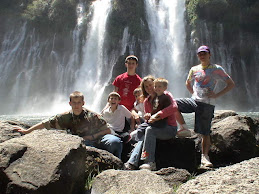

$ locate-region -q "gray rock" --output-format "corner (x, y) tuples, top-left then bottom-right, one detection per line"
(210, 115), (258, 165)
(155, 167), (191, 188)
(91, 169), (173, 194)
(0, 121), (22, 143)
(213, 110), (238, 124)
(85, 146), (123, 177)
(0, 129), (86, 194)
(177, 157), (259, 194)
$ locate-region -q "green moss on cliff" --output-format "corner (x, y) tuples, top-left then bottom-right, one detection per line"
(186, 0), (259, 34)
(22, 0), (78, 33)
(105, 0), (150, 52)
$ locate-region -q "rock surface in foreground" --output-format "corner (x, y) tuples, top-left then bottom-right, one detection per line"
(91, 169), (174, 194)
(0, 130), (86, 194)
(177, 157), (259, 194)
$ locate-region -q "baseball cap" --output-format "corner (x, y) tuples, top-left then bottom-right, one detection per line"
(125, 55), (138, 63)
(197, 45), (210, 54)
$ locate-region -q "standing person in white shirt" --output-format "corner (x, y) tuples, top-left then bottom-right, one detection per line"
(177, 45), (235, 168)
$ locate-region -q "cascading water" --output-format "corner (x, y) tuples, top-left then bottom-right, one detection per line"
(144, 0), (187, 97)
(73, 0), (113, 111)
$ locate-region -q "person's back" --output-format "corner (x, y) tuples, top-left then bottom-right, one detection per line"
(113, 55), (142, 110)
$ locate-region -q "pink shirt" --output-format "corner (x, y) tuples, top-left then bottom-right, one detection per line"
(144, 91), (178, 127)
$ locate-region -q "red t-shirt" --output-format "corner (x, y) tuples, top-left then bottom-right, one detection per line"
(113, 72), (142, 110)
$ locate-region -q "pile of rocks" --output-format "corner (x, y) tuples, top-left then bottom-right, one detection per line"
(0, 110), (258, 193)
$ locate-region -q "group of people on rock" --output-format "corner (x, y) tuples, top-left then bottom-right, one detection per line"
(14, 45), (235, 171)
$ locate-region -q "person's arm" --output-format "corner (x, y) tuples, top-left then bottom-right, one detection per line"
(131, 109), (141, 123)
(208, 77), (235, 98)
(186, 80), (194, 94)
(114, 86), (119, 92)
(13, 122), (45, 134)
(155, 92), (178, 119)
(83, 128), (111, 141)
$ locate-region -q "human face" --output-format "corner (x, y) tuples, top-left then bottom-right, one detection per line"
(125, 59), (138, 72)
(108, 96), (120, 108)
(69, 97), (84, 115)
(197, 51), (210, 63)
(134, 92), (143, 103)
(144, 79), (155, 96)
(154, 82), (167, 96)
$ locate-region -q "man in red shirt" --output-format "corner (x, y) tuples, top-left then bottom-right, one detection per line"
(113, 55), (142, 111)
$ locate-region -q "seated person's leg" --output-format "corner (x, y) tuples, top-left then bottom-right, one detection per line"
(100, 134), (123, 159)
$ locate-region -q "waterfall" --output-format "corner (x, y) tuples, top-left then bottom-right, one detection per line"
(144, 0), (187, 97)
(73, 0), (113, 112)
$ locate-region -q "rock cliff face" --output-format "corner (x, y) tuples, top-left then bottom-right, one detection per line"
(0, 0), (258, 112)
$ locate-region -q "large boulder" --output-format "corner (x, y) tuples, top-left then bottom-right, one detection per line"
(156, 138), (197, 172)
(85, 146), (123, 176)
(0, 121), (22, 143)
(177, 157), (259, 194)
(91, 169), (174, 194)
(0, 129), (86, 194)
(210, 115), (258, 166)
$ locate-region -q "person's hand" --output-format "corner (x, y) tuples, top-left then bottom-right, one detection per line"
(148, 113), (160, 123)
(144, 113), (151, 120)
(207, 91), (219, 99)
(13, 126), (30, 134)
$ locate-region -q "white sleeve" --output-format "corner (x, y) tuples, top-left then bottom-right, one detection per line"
(121, 105), (132, 118)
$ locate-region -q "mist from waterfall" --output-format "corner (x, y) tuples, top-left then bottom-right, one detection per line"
(144, 0), (187, 97)
(71, 0), (113, 112)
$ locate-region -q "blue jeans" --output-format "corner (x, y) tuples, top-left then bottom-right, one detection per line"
(127, 138), (144, 166)
(142, 125), (177, 163)
(100, 134), (123, 159)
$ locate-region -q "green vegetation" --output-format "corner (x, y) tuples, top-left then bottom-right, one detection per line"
(185, 0), (259, 34)
(22, 0), (78, 33)
(105, 0), (150, 52)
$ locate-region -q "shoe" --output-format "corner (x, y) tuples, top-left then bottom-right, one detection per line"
(139, 162), (156, 171)
(123, 162), (137, 170)
(177, 129), (191, 138)
(201, 154), (213, 167)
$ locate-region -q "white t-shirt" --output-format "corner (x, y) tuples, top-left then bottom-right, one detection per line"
(102, 105), (132, 133)
(134, 101), (145, 117)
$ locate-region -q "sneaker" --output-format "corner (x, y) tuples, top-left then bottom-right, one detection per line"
(177, 129), (191, 138)
(201, 154), (213, 167)
(123, 162), (137, 170)
(139, 162), (156, 171)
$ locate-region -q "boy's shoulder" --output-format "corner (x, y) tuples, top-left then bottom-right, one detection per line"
(116, 72), (141, 78)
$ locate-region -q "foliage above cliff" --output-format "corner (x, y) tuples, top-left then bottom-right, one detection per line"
(0, 0), (91, 33)
(105, 0), (149, 49)
(186, 0), (259, 34)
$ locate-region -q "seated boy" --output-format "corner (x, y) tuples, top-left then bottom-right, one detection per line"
(134, 78), (173, 140)
(149, 78), (172, 127)
(101, 92), (133, 158)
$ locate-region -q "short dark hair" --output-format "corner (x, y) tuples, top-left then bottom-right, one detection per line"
(70, 91), (84, 101)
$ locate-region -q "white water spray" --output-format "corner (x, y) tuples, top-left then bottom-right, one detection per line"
(74, 0), (113, 112)
(144, 0), (186, 97)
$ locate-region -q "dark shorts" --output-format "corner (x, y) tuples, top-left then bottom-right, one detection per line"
(176, 98), (215, 135)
